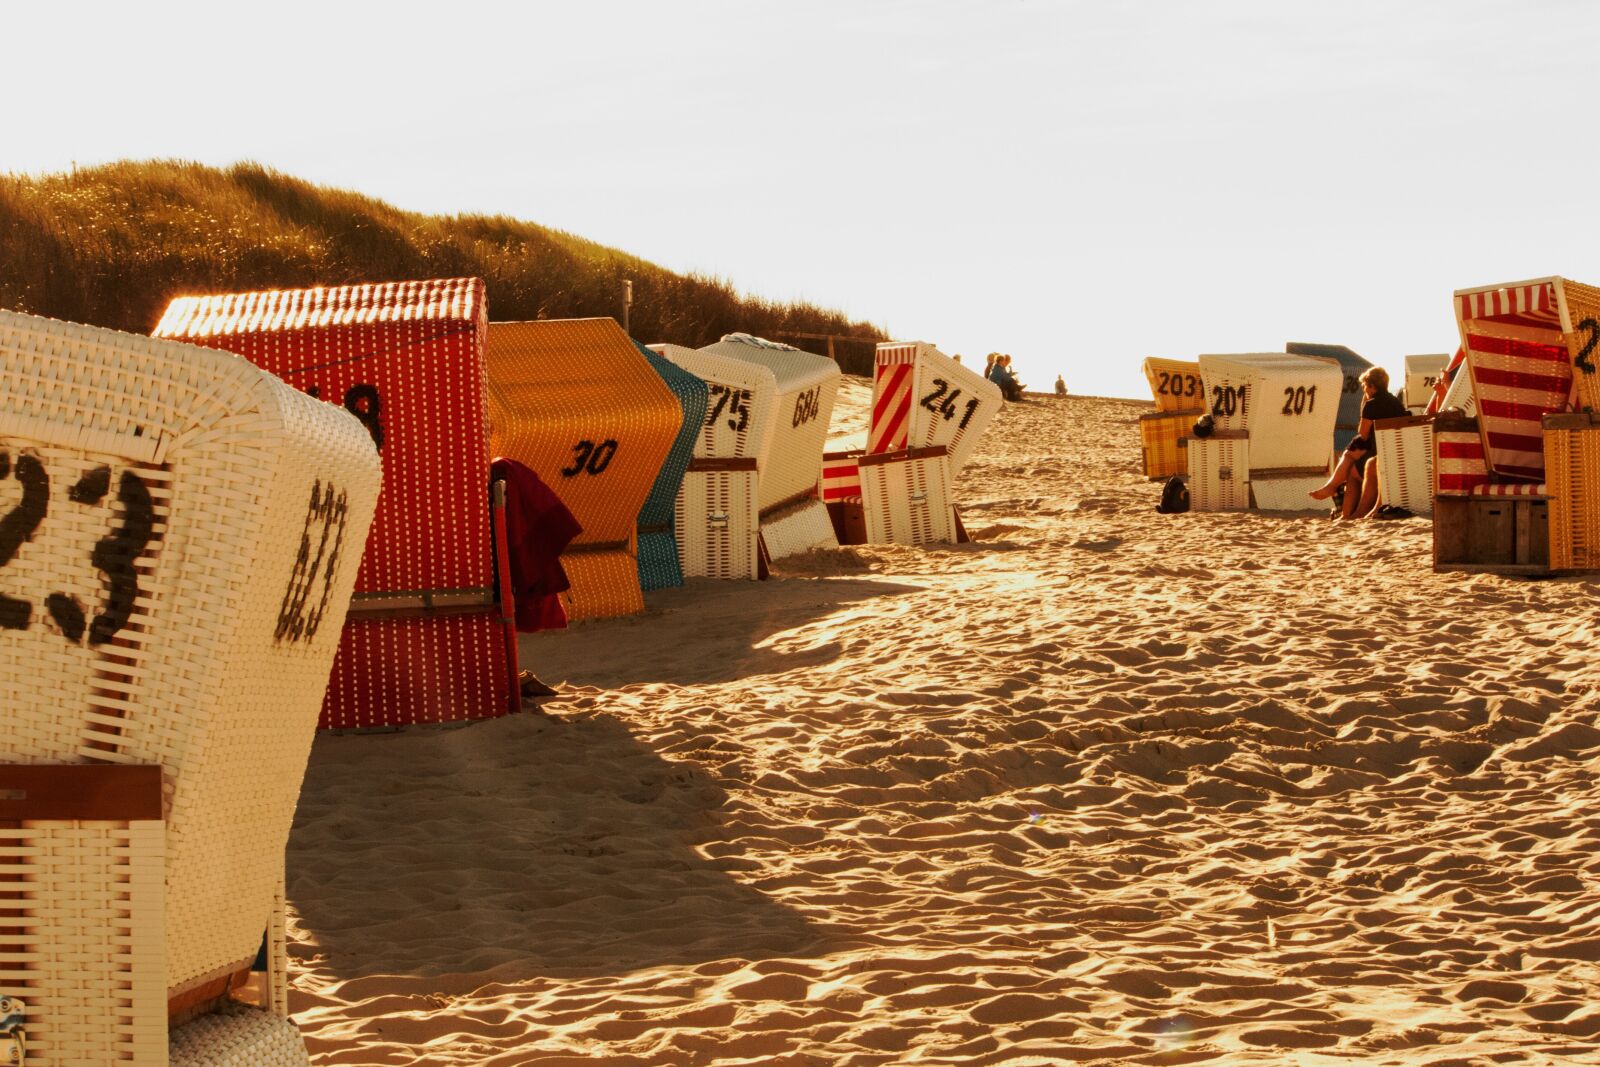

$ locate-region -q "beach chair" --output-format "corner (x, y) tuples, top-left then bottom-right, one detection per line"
(155, 278), (522, 729)
(821, 341), (994, 545)
(1285, 342), (1373, 454)
(634, 343), (708, 592)
(650, 343), (775, 580)
(1187, 430), (1251, 511)
(1544, 411), (1600, 571)
(693, 334), (840, 560)
(486, 320), (681, 620)
(0, 311), (381, 1062)
(1199, 353), (1341, 510)
(1404, 353), (1450, 414)
(1141, 357), (1205, 413)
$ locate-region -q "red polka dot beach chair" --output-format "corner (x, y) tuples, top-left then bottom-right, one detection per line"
(155, 278), (522, 729)
(1195, 353), (1342, 510)
(486, 319), (682, 620)
(824, 341), (997, 545)
(0, 311), (381, 1063)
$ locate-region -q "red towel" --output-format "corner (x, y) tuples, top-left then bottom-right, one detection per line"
(491, 457), (582, 632)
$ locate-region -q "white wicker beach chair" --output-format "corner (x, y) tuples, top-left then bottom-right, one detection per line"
(857, 446), (958, 545)
(651, 343), (778, 579)
(0, 311), (381, 1063)
(1198, 353), (1341, 510)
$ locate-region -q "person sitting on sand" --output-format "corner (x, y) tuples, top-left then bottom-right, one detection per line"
(1054, 374), (1067, 397)
(984, 353), (1000, 382)
(993, 355), (1026, 402)
(1307, 366), (1408, 519)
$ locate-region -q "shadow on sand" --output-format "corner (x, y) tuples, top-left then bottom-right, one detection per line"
(289, 708), (822, 987)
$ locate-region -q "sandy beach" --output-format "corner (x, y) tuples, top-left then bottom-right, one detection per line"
(285, 379), (1600, 1065)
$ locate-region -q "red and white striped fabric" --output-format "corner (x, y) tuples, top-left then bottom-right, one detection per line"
(1457, 279), (1572, 481)
(1435, 428), (1491, 496)
(820, 451), (863, 502)
(1470, 481), (1547, 498)
(869, 344), (917, 454)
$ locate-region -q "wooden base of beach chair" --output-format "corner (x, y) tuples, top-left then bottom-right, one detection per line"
(1249, 467), (1329, 512)
(1434, 495), (1552, 574)
(1139, 409), (1201, 480)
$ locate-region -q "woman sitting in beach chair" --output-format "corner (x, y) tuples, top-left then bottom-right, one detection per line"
(1308, 366), (1408, 518)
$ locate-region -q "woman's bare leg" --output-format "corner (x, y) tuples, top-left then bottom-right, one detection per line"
(1354, 458), (1381, 518)
(1340, 467), (1363, 519)
(1310, 450), (1358, 500)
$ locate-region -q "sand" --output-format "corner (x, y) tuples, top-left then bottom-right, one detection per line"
(286, 379), (1600, 1065)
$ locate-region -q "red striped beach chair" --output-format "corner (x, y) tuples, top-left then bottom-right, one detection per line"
(156, 279), (521, 729)
(0, 310), (381, 1062)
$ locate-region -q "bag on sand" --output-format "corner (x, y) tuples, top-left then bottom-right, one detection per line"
(1156, 475), (1190, 514)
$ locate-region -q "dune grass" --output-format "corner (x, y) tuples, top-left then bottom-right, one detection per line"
(0, 160), (886, 374)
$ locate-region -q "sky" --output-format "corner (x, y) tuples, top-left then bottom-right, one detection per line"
(5, 0), (1598, 398)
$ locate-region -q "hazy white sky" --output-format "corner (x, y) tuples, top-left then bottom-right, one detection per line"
(6, 0), (1597, 397)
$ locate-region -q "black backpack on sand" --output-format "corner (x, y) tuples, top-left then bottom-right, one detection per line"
(1156, 475), (1190, 514)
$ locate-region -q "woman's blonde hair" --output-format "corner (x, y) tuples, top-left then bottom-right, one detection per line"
(1359, 366), (1390, 392)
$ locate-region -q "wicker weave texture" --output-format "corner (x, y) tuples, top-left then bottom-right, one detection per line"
(1403, 354), (1450, 413)
(675, 467), (760, 579)
(1139, 410), (1200, 480)
(871, 342), (1000, 475)
(0, 311), (382, 994)
(1435, 422), (1491, 497)
(1283, 343), (1371, 454)
(650, 345), (779, 463)
(759, 499), (839, 560)
(1187, 435), (1251, 512)
(1544, 420), (1600, 570)
(636, 344), (709, 592)
(0, 818), (166, 1065)
(859, 452), (956, 545)
(154, 278), (507, 728)
(487, 320), (679, 620)
(1250, 474), (1326, 512)
(1439, 356), (1479, 416)
(1141, 358), (1205, 414)
(1561, 279), (1600, 414)
(697, 337), (840, 513)
(170, 1003), (310, 1067)
(1375, 421), (1435, 517)
(1198, 354), (1340, 471)
(558, 549), (646, 620)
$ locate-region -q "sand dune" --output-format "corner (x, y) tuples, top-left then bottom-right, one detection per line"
(287, 382), (1600, 1065)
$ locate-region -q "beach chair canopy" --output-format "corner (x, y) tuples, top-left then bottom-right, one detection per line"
(1285, 342), (1373, 453)
(1198, 352), (1342, 471)
(872, 341), (1000, 475)
(1141, 357), (1205, 413)
(651, 342), (780, 462)
(1454, 277), (1599, 481)
(156, 278), (509, 728)
(698, 334), (840, 513)
(0, 310), (380, 1000)
(488, 319), (681, 619)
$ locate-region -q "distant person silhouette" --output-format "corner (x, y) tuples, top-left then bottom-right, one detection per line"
(1054, 375), (1067, 396)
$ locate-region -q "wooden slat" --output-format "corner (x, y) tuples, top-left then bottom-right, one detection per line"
(0, 763), (162, 822)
